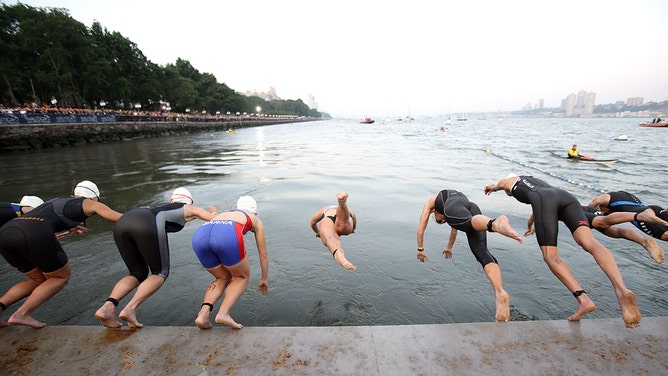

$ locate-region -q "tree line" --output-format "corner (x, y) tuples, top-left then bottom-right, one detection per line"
(0, 3), (327, 118)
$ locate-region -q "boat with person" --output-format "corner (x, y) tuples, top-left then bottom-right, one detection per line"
(640, 116), (667, 127)
(360, 117), (375, 124)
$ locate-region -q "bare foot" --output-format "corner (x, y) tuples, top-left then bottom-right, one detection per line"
(215, 313), (243, 329)
(567, 293), (596, 321)
(333, 248), (357, 270)
(636, 209), (668, 227)
(620, 291), (641, 329)
(8, 313), (46, 328)
(195, 310), (213, 329)
(337, 192), (349, 206)
(644, 238), (665, 264)
(491, 215), (523, 243)
(119, 308), (143, 328)
(95, 304), (122, 328)
(495, 291), (510, 322)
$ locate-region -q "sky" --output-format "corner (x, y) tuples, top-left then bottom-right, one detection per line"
(5, 0), (668, 117)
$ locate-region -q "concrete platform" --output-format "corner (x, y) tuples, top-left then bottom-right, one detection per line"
(1, 317), (667, 375)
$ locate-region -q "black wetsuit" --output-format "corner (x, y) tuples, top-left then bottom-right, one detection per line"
(0, 197), (88, 273)
(605, 191), (668, 239)
(0, 203), (23, 227)
(434, 189), (498, 266)
(510, 176), (588, 247)
(113, 203), (187, 281)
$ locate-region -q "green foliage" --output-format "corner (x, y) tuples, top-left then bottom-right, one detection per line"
(0, 3), (323, 117)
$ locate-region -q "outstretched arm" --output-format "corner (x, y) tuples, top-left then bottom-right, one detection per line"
(443, 227), (457, 259)
(310, 208), (324, 236)
(252, 217), (269, 294)
(416, 194), (437, 262)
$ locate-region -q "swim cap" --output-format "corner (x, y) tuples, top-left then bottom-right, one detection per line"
(237, 196), (257, 214)
(170, 187), (193, 204)
(19, 195), (43, 208)
(73, 180), (100, 199)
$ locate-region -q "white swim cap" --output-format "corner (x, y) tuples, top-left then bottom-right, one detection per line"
(170, 187), (193, 204)
(73, 180), (100, 199)
(237, 196), (257, 214)
(20, 195), (43, 208)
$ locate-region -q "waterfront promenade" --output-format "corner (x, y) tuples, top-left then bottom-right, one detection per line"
(0, 116), (320, 151)
(1, 317), (666, 375)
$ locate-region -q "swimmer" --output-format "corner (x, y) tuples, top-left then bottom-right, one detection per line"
(417, 189), (523, 322)
(95, 187), (217, 328)
(0, 181), (121, 328)
(485, 175), (642, 328)
(192, 196), (269, 330)
(309, 193), (358, 270)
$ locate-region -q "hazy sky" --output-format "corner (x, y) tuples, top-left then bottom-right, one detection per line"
(7, 0), (668, 117)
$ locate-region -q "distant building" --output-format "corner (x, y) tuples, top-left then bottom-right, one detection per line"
(561, 90), (595, 117)
(626, 97), (644, 106)
(536, 98), (544, 109)
(244, 86), (281, 101)
(308, 93), (318, 110)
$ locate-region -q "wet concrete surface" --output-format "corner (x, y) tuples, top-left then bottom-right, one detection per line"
(1, 317), (666, 375)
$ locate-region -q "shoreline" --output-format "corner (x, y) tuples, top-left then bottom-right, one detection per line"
(0, 118), (321, 152)
(1, 317), (666, 375)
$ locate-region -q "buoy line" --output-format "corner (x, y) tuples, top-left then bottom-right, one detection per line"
(483, 147), (608, 193)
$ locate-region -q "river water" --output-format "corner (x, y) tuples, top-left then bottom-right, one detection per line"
(0, 117), (666, 327)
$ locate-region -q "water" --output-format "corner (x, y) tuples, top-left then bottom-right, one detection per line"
(0, 117), (666, 327)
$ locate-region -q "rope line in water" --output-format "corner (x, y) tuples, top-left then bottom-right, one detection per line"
(482, 147), (608, 193)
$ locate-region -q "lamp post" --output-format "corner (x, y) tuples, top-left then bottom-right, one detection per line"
(51, 97), (58, 109)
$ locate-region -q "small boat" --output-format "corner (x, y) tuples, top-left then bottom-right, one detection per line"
(615, 134), (629, 141)
(567, 156), (618, 167)
(640, 122), (668, 127)
(360, 117), (375, 124)
(226, 129), (238, 134)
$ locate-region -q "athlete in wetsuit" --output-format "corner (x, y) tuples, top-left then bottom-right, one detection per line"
(416, 189), (523, 322)
(485, 175), (642, 328)
(589, 191), (668, 242)
(579, 206), (665, 264)
(191, 196), (268, 330)
(310, 193), (358, 270)
(0, 196), (43, 227)
(0, 181), (121, 328)
(95, 187), (216, 329)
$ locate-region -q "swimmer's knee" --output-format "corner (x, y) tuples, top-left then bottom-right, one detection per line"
(131, 272), (149, 282)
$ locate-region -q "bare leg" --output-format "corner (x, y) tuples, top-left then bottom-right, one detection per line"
(482, 263), (510, 322)
(636, 208), (668, 227)
(119, 275), (165, 328)
(215, 259), (251, 329)
(196, 268), (231, 329)
(319, 207), (357, 270)
(539, 245), (597, 321)
(472, 214), (523, 243)
(603, 226), (665, 264)
(332, 248), (356, 270)
(334, 193), (354, 235)
(0, 269), (46, 327)
(574, 227), (641, 328)
(95, 276), (140, 328)
(8, 264), (72, 328)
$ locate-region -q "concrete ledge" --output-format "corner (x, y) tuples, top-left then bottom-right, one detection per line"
(1, 317), (666, 375)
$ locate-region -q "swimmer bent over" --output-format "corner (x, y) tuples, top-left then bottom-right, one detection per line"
(310, 193), (358, 270)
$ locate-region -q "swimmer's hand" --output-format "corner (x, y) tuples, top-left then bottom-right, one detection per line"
(442, 248), (453, 259)
(524, 228), (535, 237)
(258, 279), (269, 295)
(417, 250), (429, 262)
